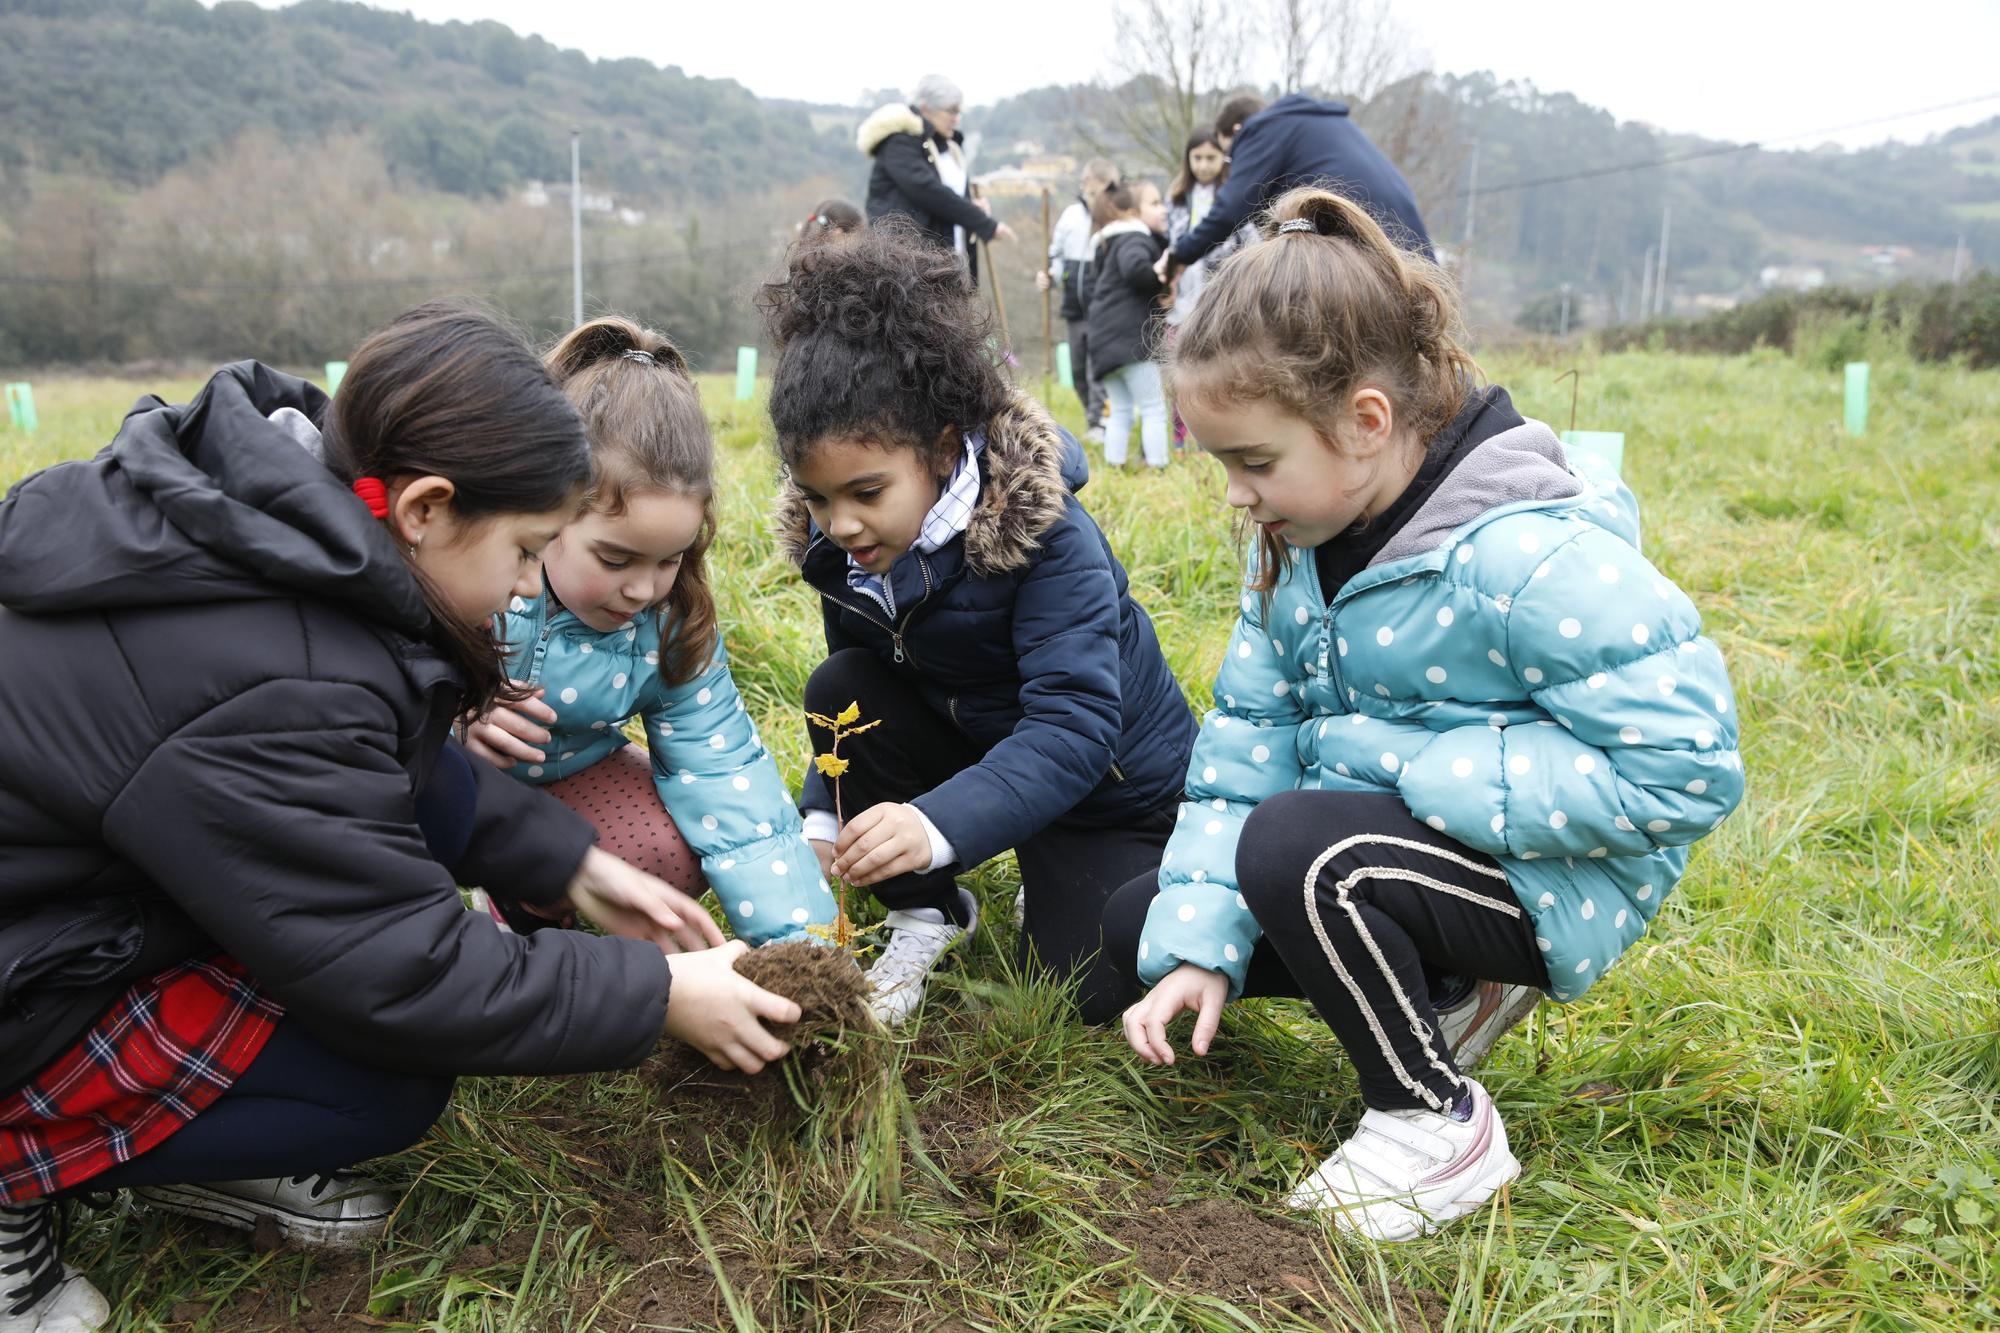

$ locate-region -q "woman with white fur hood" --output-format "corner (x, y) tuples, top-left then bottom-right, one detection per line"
(858, 74), (1016, 283)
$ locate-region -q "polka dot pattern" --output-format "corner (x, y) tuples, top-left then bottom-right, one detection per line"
(1145, 512), (1733, 1005)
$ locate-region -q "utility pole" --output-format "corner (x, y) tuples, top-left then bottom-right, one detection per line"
(1653, 205), (1672, 318)
(1952, 234), (1968, 284)
(1460, 138), (1479, 298)
(1638, 246), (1655, 322)
(570, 129), (584, 328)
(1558, 283), (1572, 338)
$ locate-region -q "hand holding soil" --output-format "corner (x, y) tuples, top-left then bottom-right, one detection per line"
(662, 941), (802, 1073)
(462, 678), (560, 767)
(566, 846), (724, 954)
(1122, 961), (1228, 1066)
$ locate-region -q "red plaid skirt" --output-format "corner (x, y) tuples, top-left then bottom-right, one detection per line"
(0, 954), (281, 1203)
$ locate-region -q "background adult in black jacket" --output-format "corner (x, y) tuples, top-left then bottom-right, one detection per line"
(0, 307), (796, 1327)
(858, 74), (1016, 284)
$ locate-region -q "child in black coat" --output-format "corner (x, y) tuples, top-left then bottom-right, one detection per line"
(1082, 181), (1171, 470)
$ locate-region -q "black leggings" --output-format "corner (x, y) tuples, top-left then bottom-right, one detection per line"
(805, 647), (1172, 1024)
(1104, 791), (1548, 1112)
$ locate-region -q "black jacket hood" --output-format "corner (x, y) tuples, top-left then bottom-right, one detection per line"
(0, 361), (429, 636)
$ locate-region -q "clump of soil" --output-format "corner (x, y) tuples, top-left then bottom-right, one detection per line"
(1105, 1181), (1449, 1330)
(647, 940), (881, 1126)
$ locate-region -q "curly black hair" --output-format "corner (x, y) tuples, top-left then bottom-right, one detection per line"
(758, 219), (1009, 472)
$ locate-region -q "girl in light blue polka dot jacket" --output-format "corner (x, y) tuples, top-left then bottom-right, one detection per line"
(1102, 188), (1745, 1241)
(462, 317), (836, 948)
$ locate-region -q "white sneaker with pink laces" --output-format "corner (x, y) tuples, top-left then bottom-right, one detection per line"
(1284, 1078), (1519, 1241)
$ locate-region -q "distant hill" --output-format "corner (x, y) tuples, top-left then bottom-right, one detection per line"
(0, 0), (854, 201)
(3, 0), (1996, 360)
(966, 73), (2000, 324)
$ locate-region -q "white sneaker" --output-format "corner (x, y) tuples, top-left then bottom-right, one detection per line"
(1284, 1078), (1519, 1241)
(1437, 981), (1541, 1071)
(0, 1201), (108, 1333)
(864, 887), (977, 1027)
(133, 1171), (396, 1250)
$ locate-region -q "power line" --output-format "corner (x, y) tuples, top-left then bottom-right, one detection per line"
(1471, 89), (2000, 197)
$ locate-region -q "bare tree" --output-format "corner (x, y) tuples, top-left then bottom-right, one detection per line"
(1266, 0), (1416, 103)
(1352, 73), (1468, 227)
(1081, 0), (1252, 177)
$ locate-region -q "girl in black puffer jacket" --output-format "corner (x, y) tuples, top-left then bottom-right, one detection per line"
(762, 222), (1195, 1029)
(1081, 180), (1172, 470)
(0, 305), (797, 1329)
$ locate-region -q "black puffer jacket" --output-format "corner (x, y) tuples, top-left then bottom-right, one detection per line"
(858, 102), (996, 282)
(1082, 222), (1169, 377)
(0, 363), (670, 1090)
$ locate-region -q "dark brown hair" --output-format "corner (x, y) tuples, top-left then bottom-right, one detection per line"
(1090, 179), (1149, 230)
(1170, 186), (1479, 596)
(543, 316), (718, 688)
(805, 198), (864, 235)
(759, 218), (1008, 475)
(320, 301), (590, 717)
(1215, 94), (1266, 140)
(1168, 128), (1229, 207)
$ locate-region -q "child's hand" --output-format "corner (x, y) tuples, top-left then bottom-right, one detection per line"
(810, 837), (837, 882)
(1122, 962), (1229, 1066)
(663, 940), (802, 1074)
(1034, 269), (1052, 292)
(566, 846), (724, 954)
(463, 681), (560, 768)
(833, 802), (930, 886)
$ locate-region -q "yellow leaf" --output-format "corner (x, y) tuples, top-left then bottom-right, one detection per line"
(814, 753), (850, 778)
(835, 701), (862, 727)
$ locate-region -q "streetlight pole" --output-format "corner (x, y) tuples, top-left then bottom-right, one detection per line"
(570, 129), (583, 328)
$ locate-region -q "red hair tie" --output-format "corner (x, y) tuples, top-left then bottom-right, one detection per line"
(351, 476), (389, 518)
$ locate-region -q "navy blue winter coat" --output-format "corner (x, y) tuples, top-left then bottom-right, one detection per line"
(1172, 94), (1433, 265)
(776, 394), (1196, 870)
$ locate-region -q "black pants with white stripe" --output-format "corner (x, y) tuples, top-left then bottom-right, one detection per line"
(1104, 792), (1549, 1112)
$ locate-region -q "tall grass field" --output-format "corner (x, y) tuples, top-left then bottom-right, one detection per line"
(3, 346), (1998, 1330)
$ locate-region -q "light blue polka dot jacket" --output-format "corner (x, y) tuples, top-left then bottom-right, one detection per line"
(494, 589), (836, 946)
(1138, 410), (1745, 1003)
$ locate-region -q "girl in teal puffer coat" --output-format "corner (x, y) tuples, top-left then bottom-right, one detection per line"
(463, 318), (836, 947)
(1104, 189), (1744, 1241)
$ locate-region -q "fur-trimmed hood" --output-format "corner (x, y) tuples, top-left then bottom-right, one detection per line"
(774, 392), (1081, 577)
(858, 102), (958, 158)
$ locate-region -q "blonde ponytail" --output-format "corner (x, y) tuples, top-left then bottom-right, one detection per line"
(1173, 184), (1479, 596)
(542, 315), (718, 687)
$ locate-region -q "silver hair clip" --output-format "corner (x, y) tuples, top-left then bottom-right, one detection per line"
(621, 349), (656, 365)
(1277, 218), (1319, 235)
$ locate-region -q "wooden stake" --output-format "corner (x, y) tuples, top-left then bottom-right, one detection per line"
(1041, 188), (1054, 385)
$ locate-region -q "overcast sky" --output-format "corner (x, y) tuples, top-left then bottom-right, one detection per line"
(265, 0), (2000, 150)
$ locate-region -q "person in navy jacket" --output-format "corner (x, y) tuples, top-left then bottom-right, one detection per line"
(761, 222), (1196, 1027)
(1161, 92), (1434, 287)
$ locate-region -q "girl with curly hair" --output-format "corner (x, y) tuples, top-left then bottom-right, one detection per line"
(762, 223), (1196, 1026)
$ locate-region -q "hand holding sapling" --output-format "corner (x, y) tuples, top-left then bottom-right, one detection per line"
(833, 802), (932, 885)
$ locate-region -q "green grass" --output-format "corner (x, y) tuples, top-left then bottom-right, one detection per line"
(6, 346), (2000, 1329)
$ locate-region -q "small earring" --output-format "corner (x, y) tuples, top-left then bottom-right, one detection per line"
(407, 541), (419, 559)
